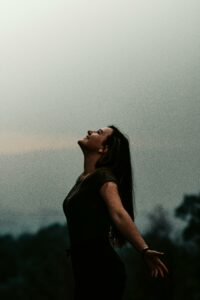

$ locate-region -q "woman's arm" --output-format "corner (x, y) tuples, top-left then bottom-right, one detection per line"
(100, 181), (148, 251)
(100, 181), (169, 278)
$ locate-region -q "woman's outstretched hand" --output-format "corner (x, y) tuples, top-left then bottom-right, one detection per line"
(143, 249), (169, 278)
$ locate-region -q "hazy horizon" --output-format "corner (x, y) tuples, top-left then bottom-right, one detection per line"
(1, 0), (199, 236)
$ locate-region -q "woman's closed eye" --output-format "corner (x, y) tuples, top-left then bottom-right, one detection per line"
(97, 129), (103, 134)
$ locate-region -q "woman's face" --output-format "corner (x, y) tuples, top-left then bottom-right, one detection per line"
(78, 127), (113, 153)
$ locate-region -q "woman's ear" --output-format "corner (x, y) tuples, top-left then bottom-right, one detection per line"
(99, 145), (109, 154)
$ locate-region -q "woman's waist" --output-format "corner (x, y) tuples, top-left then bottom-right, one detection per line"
(65, 234), (112, 256)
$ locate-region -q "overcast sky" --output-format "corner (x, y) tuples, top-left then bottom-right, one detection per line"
(0, 0), (200, 236)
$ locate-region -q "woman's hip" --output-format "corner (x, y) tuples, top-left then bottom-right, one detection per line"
(70, 237), (126, 283)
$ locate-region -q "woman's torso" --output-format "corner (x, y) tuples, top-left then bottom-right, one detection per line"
(62, 167), (127, 299)
(62, 167), (118, 247)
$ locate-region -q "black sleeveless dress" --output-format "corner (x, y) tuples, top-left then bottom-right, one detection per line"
(63, 167), (127, 300)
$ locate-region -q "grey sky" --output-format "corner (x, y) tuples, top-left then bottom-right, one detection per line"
(0, 0), (200, 236)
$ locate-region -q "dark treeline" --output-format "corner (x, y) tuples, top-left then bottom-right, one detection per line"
(0, 192), (200, 300)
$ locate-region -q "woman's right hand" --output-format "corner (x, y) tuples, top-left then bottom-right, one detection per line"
(143, 249), (169, 278)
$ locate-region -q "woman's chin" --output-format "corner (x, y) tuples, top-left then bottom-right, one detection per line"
(78, 139), (85, 145)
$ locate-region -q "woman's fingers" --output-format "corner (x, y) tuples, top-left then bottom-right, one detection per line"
(158, 259), (169, 274)
(155, 268), (158, 277)
(155, 257), (169, 274)
(151, 266), (164, 278)
(155, 268), (159, 278)
(151, 269), (155, 277)
(154, 250), (164, 256)
(151, 268), (159, 278)
(149, 250), (164, 256)
(152, 254), (169, 275)
(145, 250), (169, 278)
(151, 268), (157, 277)
(157, 266), (164, 278)
(149, 261), (168, 278)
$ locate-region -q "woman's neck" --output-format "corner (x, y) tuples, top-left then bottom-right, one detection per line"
(82, 153), (100, 174)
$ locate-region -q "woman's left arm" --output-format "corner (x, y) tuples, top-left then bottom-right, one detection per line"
(100, 181), (148, 251)
(100, 181), (169, 278)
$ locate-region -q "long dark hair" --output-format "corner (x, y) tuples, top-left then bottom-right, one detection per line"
(95, 125), (135, 248)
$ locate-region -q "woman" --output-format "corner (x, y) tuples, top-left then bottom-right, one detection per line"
(63, 125), (168, 300)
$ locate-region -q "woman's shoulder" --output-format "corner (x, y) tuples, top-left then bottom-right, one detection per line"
(94, 166), (115, 176)
(93, 167), (118, 188)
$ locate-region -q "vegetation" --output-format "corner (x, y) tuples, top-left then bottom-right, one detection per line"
(0, 192), (200, 300)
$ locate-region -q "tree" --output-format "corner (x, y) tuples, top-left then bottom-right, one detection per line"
(174, 191), (200, 300)
(175, 192), (200, 248)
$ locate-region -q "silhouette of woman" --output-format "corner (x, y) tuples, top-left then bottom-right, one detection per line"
(63, 125), (168, 300)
